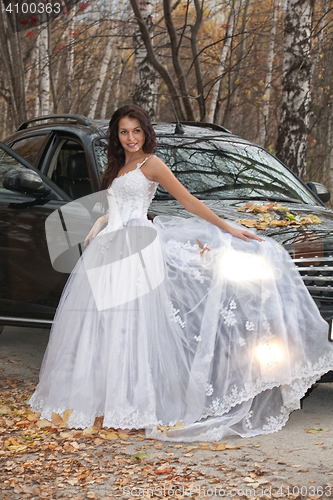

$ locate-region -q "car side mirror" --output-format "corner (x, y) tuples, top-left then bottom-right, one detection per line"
(3, 168), (51, 199)
(307, 181), (331, 203)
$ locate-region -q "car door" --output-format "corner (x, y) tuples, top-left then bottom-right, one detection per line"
(0, 142), (73, 327)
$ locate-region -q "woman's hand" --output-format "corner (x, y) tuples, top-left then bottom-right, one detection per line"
(227, 226), (264, 242)
(84, 215), (108, 246)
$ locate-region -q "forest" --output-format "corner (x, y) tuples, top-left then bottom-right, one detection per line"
(0, 0), (333, 203)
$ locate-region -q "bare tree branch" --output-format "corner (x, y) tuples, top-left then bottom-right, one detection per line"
(129, 0), (185, 120)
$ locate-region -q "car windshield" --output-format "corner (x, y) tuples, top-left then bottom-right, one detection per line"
(93, 138), (318, 205)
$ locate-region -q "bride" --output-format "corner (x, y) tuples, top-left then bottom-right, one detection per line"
(30, 104), (333, 442)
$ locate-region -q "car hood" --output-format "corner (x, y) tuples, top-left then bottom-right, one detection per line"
(149, 198), (333, 256)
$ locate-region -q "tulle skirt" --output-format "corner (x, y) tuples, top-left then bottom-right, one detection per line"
(30, 215), (333, 441)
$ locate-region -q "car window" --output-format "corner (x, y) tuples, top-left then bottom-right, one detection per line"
(155, 143), (318, 205)
(0, 149), (28, 192)
(10, 135), (48, 167)
(94, 138), (108, 172)
(47, 139), (92, 200)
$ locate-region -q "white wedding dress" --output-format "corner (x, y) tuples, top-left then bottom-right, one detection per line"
(30, 156), (333, 442)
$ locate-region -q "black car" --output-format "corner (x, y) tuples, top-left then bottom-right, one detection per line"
(1, 114), (332, 350)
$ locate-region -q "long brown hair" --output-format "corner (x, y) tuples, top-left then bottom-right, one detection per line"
(101, 104), (157, 190)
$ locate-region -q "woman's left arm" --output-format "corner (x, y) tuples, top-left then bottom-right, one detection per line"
(143, 156), (263, 243)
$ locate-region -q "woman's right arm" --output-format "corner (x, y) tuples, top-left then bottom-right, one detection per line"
(84, 214), (109, 246)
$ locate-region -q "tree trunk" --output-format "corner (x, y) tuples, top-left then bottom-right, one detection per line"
(35, 37), (40, 117)
(276, 0), (314, 179)
(132, 0), (157, 119)
(163, 0), (195, 120)
(219, 0), (250, 127)
(190, 0), (205, 121)
(48, 21), (57, 113)
(0, 7), (26, 127)
(38, 25), (50, 116)
(258, 0), (278, 147)
(25, 50), (36, 94)
(207, 6), (235, 123)
(100, 44), (116, 119)
(328, 107), (333, 207)
(311, 0), (327, 81)
(88, 35), (113, 119)
(65, 8), (76, 113)
(113, 48), (125, 112)
(129, 0), (185, 120)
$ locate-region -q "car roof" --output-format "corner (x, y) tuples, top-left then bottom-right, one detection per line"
(6, 114), (251, 146)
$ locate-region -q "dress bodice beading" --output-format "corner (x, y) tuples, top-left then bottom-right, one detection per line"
(106, 156), (158, 231)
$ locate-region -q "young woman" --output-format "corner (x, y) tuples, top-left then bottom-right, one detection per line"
(30, 105), (332, 442)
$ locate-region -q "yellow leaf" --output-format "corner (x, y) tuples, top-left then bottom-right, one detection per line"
(36, 418), (51, 429)
(27, 411), (41, 421)
(62, 409), (73, 422)
(0, 405), (12, 415)
(7, 444), (28, 452)
(214, 443), (226, 451)
(82, 426), (99, 436)
(100, 431), (118, 440)
(199, 442), (210, 450)
(304, 427), (328, 434)
(51, 412), (64, 426)
(118, 433), (129, 440)
(59, 430), (77, 439)
(186, 445), (199, 451)
(157, 421), (184, 435)
(236, 218), (258, 228)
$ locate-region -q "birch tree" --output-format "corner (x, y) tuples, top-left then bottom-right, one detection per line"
(37, 25), (50, 116)
(88, 33), (113, 119)
(132, 0), (158, 118)
(207, 4), (236, 123)
(276, 0), (314, 178)
(129, 0), (185, 120)
(329, 109), (333, 201)
(65, 7), (76, 113)
(258, 0), (278, 147)
(0, 6), (27, 127)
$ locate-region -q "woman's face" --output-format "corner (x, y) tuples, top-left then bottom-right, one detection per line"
(118, 117), (145, 154)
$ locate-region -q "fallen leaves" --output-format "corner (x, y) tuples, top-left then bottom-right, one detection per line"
(304, 427), (329, 434)
(197, 238), (211, 255)
(131, 452), (149, 461)
(156, 420), (184, 435)
(1, 377), (332, 500)
(236, 202), (322, 230)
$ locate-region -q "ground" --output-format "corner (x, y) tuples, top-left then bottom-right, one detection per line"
(0, 326), (333, 500)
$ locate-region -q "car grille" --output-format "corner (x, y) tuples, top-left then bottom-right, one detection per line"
(293, 255), (333, 303)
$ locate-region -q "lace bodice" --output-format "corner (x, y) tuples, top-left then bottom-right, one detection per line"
(106, 156), (158, 231)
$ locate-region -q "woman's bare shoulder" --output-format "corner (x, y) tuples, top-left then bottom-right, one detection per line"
(141, 155), (169, 181)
